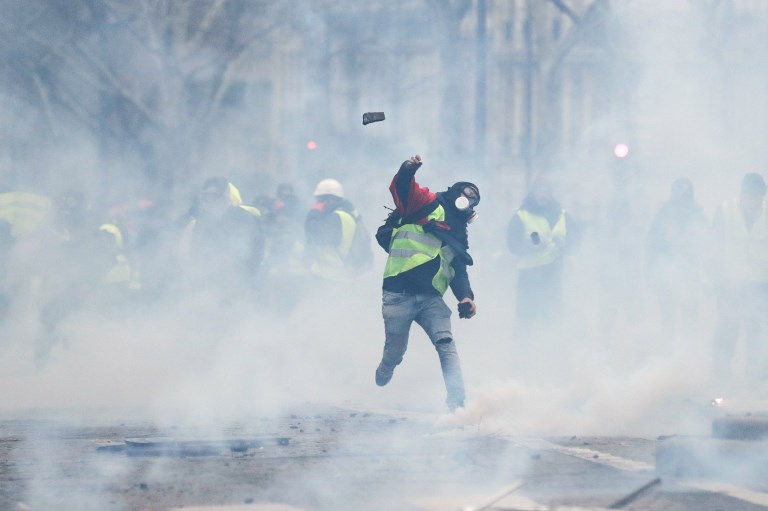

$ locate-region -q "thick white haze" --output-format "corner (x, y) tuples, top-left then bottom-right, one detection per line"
(0, 4), (766, 495)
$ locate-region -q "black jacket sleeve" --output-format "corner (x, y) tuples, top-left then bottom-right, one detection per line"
(449, 259), (474, 301)
(395, 161), (417, 209)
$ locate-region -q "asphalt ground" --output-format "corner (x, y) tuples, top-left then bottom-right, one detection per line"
(1, 405), (768, 511)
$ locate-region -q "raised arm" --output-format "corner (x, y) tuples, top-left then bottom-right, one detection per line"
(390, 154), (437, 217)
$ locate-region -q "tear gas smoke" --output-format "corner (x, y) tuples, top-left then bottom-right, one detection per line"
(0, 1), (767, 508)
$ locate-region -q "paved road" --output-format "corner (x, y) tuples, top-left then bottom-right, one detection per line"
(0, 405), (767, 511)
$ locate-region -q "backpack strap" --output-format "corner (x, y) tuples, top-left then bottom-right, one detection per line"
(422, 220), (474, 266)
(401, 199), (439, 224)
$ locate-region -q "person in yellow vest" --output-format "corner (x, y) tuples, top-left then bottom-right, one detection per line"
(375, 155), (479, 412)
(97, 223), (140, 290)
(0, 191), (52, 238)
(36, 190), (119, 364)
(646, 178), (710, 342)
(507, 175), (579, 340)
(0, 191), (51, 322)
(179, 177), (266, 293)
(304, 178), (372, 282)
(710, 172), (768, 390)
(176, 180), (257, 228)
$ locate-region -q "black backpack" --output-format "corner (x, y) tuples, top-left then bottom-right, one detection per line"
(375, 208), (401, 252)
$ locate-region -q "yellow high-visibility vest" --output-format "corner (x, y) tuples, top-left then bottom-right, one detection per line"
(239, 204), (261, 217)
(98, 223), (141, 288)
(382, 205), (455, 295)
(720, 199), (768, 283)
(309, 209), (360, 281)
(0, 192), (51, 237)
(515, 209), (567, 269)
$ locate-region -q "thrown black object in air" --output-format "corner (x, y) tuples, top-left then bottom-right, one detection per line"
(530, 232), (540, 245)
(362, 112), (385, 125)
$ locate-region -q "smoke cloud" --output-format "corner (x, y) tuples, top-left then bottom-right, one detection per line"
(0, 1), (767, 508)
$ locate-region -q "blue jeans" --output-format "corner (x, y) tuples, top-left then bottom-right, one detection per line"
(381, 290), (465, 408)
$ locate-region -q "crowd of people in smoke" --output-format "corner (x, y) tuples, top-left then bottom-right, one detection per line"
(0, 175), (373, 364)
(508, 170), (768, 395)
(0, 164), (765, 400)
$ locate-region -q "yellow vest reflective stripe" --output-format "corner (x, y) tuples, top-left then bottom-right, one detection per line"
(98, 223), (140, 288)
(336, 210), (356, 257)
(309, 209), (358, 280)
(239, 204), (261, 217)
(515, 209), (567, 269)
(99, 223), (124, 250)
(0, 192), (52, 237)
(228, 182), (244, 206)
(433, 245), (455, 295)
(721, 199), (768, 283)
(388, 230), (443, 259)
(383, 205), (454, 295)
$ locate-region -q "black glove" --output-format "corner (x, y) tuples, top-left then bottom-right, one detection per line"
(400, 158), (422, 173)
(458, 301), (473, 319)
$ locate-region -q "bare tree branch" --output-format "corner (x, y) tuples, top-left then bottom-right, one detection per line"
(0, 20), (106, 97)
(187, 0), (228, 51)
(53, 81), (103, 133)
(548, 0), (581, 25)
(0, 10), (159, 129)
(191, 20), (281, 131)
(32, 72), (58, 136)
(426, 0), (472, 22)
(547, 0), (610, 76)
(72, 42), (158, 124)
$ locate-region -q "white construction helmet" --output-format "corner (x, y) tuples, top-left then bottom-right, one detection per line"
(313, 178), (344, 198)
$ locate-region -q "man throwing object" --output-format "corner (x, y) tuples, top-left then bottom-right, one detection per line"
(376, 154), (479, 412)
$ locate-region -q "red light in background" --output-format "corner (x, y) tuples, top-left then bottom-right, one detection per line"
(307, 140), (317, 150)
(613, 143), (630, 158)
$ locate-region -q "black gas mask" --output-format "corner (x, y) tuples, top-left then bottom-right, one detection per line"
(447, 182), (480, 222)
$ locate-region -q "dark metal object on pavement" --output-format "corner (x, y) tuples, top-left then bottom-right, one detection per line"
(473, 481), (524, 511)
(713, 414), (768, 441)
(113, 436), (291, 457)
(608, 477), (661, 509)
